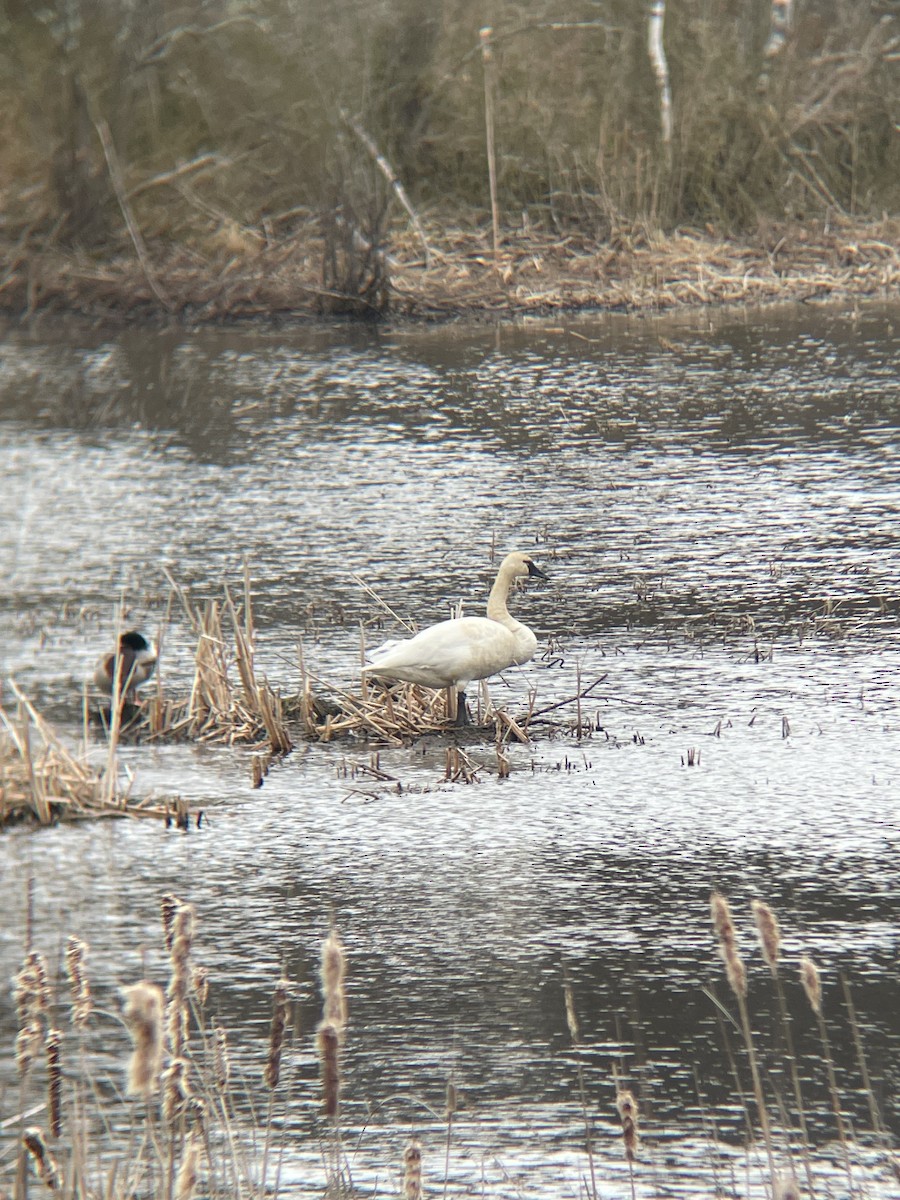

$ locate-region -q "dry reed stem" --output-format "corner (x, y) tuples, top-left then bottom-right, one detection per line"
(752, 901), (814, 1195)
(800, 955), (854, 1185)
(710, 891), (777, 1182)
(122, 981), (165, 1097)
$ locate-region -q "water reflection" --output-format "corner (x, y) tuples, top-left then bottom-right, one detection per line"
(1, 303), (899, 1196)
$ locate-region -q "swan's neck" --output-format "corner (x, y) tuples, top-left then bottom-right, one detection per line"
(486, 565), (520, 629)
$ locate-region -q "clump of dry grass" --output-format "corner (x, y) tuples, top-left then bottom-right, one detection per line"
(145, 569), (292, 755)
(0, 681), (186, 827)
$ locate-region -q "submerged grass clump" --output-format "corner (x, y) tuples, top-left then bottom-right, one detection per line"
(2, 887), (896, 1200)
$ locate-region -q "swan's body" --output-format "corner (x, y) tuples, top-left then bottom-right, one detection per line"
(364, 552), (547, 719)
(92, 631), (157, 702)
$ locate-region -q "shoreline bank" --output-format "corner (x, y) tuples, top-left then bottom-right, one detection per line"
(1, 217), (897, 326)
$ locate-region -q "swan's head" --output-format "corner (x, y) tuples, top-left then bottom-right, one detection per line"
(500, 551), (548, 582)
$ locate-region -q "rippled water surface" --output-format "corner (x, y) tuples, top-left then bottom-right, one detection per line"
(1, 303), (899, 1198)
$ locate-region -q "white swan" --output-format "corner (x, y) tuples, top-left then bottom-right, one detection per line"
(363, 551), (547, 723)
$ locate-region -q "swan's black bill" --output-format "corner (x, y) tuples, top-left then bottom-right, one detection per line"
(526, 560), (548, 580)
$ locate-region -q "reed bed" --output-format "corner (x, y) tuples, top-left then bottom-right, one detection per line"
(143, 570), (292, 755)
(3, 889), (896, 1200)
(0, 681), (187, 828)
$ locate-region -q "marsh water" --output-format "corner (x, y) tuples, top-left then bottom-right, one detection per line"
(1, 302), (899, 1198)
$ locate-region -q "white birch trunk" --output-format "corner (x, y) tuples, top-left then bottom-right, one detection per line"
(647, 1), (672, 148)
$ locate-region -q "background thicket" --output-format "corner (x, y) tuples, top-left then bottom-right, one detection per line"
(0, 0), (897, 253)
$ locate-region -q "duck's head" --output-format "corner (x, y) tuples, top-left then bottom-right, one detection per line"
(117, 631), (158, 684)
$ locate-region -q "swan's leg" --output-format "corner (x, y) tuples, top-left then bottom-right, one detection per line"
(455, 690), (470, 726)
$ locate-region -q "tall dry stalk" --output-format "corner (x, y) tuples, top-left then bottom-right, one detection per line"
(563, 970), (598, 1200)
(166, 902), (196, 1059)
(799, 956), (854, 1188)
(752, 899), (813, 1196)
(710, 891), (777, 1182)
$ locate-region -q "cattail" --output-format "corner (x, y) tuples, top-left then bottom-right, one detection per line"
(710, 890), (747, 998)
(773, 1175), (802, 1200)
(800, 956), (822, 1015)
(45, 1029), (63, 1137)
(320, 928), (347, 1034)
(23, 1127), (60, 1191)
(167, 902), (196, 1057)
(212, 1024), (231, 1092)
(162, 1056), (191, 1125)
(64, 937), (93, 1029)
(16, 1019), (43, 1077)
(403, 1137), (423, 1200)
(445, 1081), (458, 1119)
(16, 950), (51, 1029)
(265, 978), (290, 1089)
(175, 1130), (200, 1200)
(122, 982), (165, 1097)
(161, 893), (180, 951)
(563, 975), (581, 1044)
(191, 965), (209, 1008)
(317, 1020), (341, 1118)
(751, 899), (782, 975)
(616, 1088), (640, 1161)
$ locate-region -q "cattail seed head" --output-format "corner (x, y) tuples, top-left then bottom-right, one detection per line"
(16, 1019), (43, 1077)
(212, 1024), (231, 1092)
(751, 900), (782, 976)
(616, 1088), (640, 1162)
(265, 978), (290, 1090)
(563, 976), (581, 1045)
(122, 982), (165, 1097)
(711, 890), (747, 998)
(16, 950), (51, 1030)
(192, 965), (209, 1008)
(800, 956), (822, 1015)
(162, 1057), (191, 1125)
(316, 1019), (341, 1118)
(161, 894), (180, 951)
(23, 1127), (60, 1191)
(773, 1175), (803, 1200)
(320, 929), (347, 1034)
(175, 1130), (200, 1200)
(446, 1081), (458, 1119)
(64, 937), (93, 1029)
(45, 1029), (63, 1138)
(403, 1138), (423, 1200)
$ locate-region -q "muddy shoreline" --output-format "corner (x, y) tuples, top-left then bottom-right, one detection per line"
(1, 217), (897, 326)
